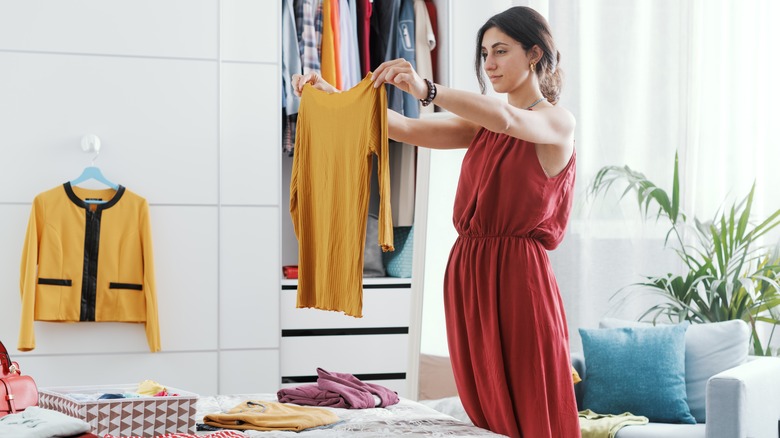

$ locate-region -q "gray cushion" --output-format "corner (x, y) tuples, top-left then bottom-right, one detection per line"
(600, 318), (750, 423)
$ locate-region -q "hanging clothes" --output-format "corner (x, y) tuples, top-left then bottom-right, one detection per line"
(370, 0), (419, 119)
(290, 74), (394, 317)
(18, 183), (161, 352)
(356, 0), (372, 76)
(414, 0), (436, 114)
(283, 0), (302, 117)
(283, 0), (303, 156)
(299, 0), (323, 75)
(424, 0), (439, 81)
(320, 0), (342, 89)
(386, 0), (437, 227)
(339, 0), (361, 90)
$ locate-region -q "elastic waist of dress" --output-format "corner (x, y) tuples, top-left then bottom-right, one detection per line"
(457, 234), (535, 240)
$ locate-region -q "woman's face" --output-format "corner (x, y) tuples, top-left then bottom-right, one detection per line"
(480, 27), (534, 94)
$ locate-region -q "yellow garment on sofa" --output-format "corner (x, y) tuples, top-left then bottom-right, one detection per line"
(18, 183), (160, 352)
(203, 400), (340, 432)
(290, 74), (394, 318)
(579, 409), (649, 438)
(572, 366), (582, 384)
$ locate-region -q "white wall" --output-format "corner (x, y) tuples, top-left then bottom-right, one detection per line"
(0, 0), (281, 396)
(419, 0), (516, 357)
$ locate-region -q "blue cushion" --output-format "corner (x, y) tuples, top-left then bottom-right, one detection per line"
(599, 318), (750, 423)
(579, 323), (696, 424)
(383, 226), (413, 278)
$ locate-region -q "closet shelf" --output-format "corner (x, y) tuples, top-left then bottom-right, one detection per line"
(281, 277), (412, 288)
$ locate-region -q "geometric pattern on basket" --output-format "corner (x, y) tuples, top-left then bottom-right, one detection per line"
(39, 389), (196, 436)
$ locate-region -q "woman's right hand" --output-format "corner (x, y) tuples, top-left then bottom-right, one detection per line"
(292, 72), (339, 96)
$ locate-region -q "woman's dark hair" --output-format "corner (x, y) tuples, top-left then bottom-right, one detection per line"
(474, 6), (562, 103)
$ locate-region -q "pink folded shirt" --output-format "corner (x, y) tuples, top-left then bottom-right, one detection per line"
(277, 368), (400, 409)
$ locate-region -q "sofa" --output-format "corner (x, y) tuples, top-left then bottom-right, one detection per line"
(574, 319), (780, 438)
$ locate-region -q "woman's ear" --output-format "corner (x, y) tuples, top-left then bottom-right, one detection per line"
(529, 45), (543, 64)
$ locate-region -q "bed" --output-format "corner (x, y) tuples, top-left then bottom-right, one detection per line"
(194, 394), (506, 437)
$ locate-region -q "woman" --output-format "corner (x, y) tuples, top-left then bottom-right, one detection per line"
(293, 6), (578, 437)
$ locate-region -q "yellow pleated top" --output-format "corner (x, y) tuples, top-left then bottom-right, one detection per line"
(290, 73), (394, 318)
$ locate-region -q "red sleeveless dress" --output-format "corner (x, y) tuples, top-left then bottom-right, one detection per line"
(444, 127), (579, 438)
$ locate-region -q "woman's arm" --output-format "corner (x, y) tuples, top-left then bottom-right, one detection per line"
(388, 110), (480, 150)
(372, 59), (575, 148)
(431, 85), (574, 147)
(292, 71), (481, 149)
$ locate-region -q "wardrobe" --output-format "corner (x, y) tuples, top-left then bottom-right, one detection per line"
(0, 0), (522, 398)
(279, 0), (450, 399)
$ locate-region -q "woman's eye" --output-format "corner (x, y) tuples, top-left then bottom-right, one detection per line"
(496, 50), (506, 55)
(481, 52), (487, 60)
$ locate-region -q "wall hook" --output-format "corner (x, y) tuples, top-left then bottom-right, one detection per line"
(81, 134), (102, 165)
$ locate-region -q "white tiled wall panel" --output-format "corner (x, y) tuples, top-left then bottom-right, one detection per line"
(19, 352), (219, 396)
(220, 0), (279, 63)
(0, 0), (218, 59)
(0, 52), (219, 205)
(152, 206), (220, 352)
(220, 63), (280, 206)
(0, 205), (45, 351)
(219, 207), (280, 349)
(219, 349), (280, 394)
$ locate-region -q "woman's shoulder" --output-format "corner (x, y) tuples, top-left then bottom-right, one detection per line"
(538, 103), (576, 143)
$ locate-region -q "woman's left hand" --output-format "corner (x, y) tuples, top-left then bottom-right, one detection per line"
(372, 58), (428, 100)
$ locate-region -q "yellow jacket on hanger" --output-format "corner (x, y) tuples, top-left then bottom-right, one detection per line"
(18, 183), (161, 352)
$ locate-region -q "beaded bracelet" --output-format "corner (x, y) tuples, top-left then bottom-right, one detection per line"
(419, 78), (437, 107)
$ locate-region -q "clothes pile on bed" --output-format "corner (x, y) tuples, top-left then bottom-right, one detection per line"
(193, 368), (507, 437)
(200, 368), (398, 434)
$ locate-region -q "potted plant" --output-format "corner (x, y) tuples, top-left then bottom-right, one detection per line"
(588, 152), (780, 355)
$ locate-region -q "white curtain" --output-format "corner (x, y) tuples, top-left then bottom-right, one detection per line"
(548, 0), (780, 352)
(418, 1), (780, 357)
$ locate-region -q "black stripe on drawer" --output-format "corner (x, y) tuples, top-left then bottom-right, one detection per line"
(281, 282), (411, 291)
(38, 278), (72, 286)
(282, 327), (409, 337)
(109, 282), (143, 290)
(282, 372), (406, 384)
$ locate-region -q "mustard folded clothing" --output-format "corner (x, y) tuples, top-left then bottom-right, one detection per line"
(203, 400), (340, 432)
(579, 409), (649, 438)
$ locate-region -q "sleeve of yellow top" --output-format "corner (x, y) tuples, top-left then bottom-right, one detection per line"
(17, 197), (42, 351)
(375, 86), (394, 252)
(141, 201), (161, 352)
(289, 124), (301, 239)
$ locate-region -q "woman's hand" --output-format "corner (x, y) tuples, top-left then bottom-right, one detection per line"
(291, 72), (339, 96)
(372, 59), (428, 100)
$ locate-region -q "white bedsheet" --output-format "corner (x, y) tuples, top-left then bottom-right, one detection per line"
(195, 394), (507, 437)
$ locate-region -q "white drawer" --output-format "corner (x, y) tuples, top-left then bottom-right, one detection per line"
(280, 334), (409, 377)
(281, 284), (411, 330)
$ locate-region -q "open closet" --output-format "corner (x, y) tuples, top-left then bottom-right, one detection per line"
(278, 0), (450, 399)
